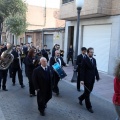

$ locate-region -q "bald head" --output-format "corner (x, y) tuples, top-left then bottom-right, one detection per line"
(7, 43), (12, 49)
(55, 50), (60, 57)
(40, 57), (47, 67)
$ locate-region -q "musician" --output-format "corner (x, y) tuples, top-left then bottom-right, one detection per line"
(41, 45), (49, 62)
(78, 48), (100, 113)
(60, 50), (64, 57)
(67, 45), (74, 65)
(23, 44), (28, 56)
(0, 45), (8, 91)
(52, 44), (57, 57)
(25, 49), (37, 97)
(76, 47), (87, 91)
(33, 57), (52, 116)
(20, 43), (25, 67)
(23, 44), (29, 77)
(50, 50), (67, 96)
(11, 45), (25, 88)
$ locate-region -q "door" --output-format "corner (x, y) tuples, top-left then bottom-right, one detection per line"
(83, 24), (111, 73)
(44, 34), (53, 52)
(28, 36), (32, 43)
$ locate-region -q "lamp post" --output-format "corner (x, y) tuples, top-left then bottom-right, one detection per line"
(71, 0), (84, 82)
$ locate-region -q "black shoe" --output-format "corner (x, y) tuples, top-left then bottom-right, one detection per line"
(87, 108), (94, 113)
(10, 75), (12, 78)
(45, 104), (47, 108)
(77, 89), (81, 92)
(78, 97), (83, 105)
(40, 110), (45, 116)
(33, 94), (37, 96)
(56, 92), (59, 96)
(21, 85), (25, 88)
(13, 83), (15, 86)
(2, 88), (8, 91)
(30, 94), (33, 97)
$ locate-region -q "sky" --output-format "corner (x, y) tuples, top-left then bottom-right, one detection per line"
(25, 0), (60, 8)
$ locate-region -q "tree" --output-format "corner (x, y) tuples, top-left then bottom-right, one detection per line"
(6, 14), (27, 38)
(0, 0), (27, 43)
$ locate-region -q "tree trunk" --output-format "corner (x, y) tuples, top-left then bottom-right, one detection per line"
(0, 22), (3, 44)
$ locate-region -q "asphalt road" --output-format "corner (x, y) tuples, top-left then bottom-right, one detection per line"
(0, 72), (117, 120)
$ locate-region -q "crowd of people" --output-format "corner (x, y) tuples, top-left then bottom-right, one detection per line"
(0, 42), (119, 119)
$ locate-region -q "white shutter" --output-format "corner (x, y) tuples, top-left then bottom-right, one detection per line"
(83, 24), (111, 73)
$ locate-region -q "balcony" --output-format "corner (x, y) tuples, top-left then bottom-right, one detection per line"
(59, 0), (112, 20)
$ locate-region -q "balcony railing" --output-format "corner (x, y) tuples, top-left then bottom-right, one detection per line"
(62, 0), (74, 4)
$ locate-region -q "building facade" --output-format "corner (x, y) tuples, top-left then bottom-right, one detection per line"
(59, 0), (120, 75)
(24, 0), (65, 51)
(7, 0), (65, 52)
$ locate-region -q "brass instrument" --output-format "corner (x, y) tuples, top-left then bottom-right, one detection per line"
(60, 50), (64, 57)
(0, 43), (14, 70)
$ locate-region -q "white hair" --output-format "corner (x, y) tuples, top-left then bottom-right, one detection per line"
(40, 57), (47, 62)
(55, 50), (60, 54)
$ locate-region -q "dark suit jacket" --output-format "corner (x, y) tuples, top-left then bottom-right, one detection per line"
(41, 49), (49, 61)
(52, 48), (56, 57)
(50, 56), (66, 67)
(32, 66), (52, 100)
(80, 56), (99, 84)
(76, 54), (86, 68)
(23, 46), (28, 56)
(67, 48), (73, 57)
(25, 56), (35, 76)
(11, 50), (20, 69)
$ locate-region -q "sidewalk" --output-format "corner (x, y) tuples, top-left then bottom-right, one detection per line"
(63, 65), (114, 103)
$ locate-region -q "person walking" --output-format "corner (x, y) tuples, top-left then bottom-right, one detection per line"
(41, 45), (49, 62)
(50, 50), (67, 96)
(78, 47), (100, 113)
(67, 45), (74, 65)
(25, 49), (37, 97)
(113, 62), (120, 120)
(33, 57), (52, 116)
(76, 47), (87, 91)
(11, 45), (25, 88)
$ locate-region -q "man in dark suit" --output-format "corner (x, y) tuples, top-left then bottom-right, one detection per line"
(50, 50), (66, 96)
(41, 45), (49, 62)
(11, 45), (25, 88)
(76, 47), (87, 92)
(33, 57), (52, 116)
(78, 47), (100, 113)
(67, 45), (74, 65)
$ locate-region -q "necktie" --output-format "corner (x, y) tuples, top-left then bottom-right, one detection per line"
(91, 59), (93, 64)
(45, 67), (47, 71)
(56, 58), (60, 64)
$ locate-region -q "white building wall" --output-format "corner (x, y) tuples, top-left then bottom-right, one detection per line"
(64, 15), (120, 75)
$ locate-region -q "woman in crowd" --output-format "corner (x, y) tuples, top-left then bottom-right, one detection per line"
(25, 49), (36, 97)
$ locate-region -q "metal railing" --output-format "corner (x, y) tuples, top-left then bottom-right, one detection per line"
(62, 0), (74, 4)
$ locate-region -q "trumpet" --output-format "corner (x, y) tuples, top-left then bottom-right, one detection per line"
(0, 43), (14, 70)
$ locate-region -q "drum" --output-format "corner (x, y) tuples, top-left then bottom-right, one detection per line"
(52, 62), (67, 79)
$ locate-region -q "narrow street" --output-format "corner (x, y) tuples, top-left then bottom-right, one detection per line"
(0, 67), (116, 120)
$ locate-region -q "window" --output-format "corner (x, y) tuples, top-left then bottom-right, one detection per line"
(62, 0), (74, 4)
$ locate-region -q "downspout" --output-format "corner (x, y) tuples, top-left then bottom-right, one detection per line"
(42, 0), (46, 49)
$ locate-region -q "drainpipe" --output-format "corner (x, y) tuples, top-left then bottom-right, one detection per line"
(42, 30), (44, 49)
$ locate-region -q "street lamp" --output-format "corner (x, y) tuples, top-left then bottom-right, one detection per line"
(71, 0), (84, 82)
